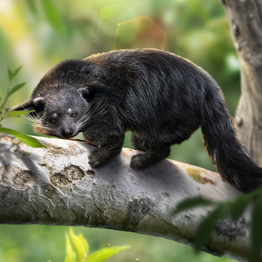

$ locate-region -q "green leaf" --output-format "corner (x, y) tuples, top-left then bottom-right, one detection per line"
(173, 196), (215, 216)
(194, 204), (227, 252)
(85, 246), (130, 262)
(64, 234), (77, 262)
(79, 234), (89, 259)
(8, 68), (13, 81)
(250, 193), (262, 262)
(229, 192), (256, 221)
(69, 228), (89, 261)
(5, 110), (35, 118)
(12, 65), (23, 79)
(41, 0), (63, 28)
(0, 127), (46, 148)
(8, 82), (26, 97)
(8, 66), (23, 81)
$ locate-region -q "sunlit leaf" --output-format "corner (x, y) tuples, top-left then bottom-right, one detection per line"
(8, 82), (26, 98)
(79, 234), (89, 258)
(69, 228), (89, 261)
(41, 0), (63, 28)
(194, 204), (227, 252)
(85, 246), (130, 262)
(250, 193), (262, 262)
(0, 127), (46, 148)
(5, 110), (35, 118)
(173, 196), (215, 216)
(64, 234), (77, 262)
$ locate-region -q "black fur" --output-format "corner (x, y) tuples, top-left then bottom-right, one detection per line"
(10, 48), (262, 192)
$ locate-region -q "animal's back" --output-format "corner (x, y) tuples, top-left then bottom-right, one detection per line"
(86, 49), (213, 132)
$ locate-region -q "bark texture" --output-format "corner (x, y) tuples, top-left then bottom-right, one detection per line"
(222, 0), (262, 165)
(0, 135), (254, 261)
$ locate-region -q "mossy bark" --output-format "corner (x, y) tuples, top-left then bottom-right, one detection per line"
(222, 0), (262, 165)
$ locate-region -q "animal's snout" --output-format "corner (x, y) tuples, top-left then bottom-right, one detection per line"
(61, 126), (74, 138)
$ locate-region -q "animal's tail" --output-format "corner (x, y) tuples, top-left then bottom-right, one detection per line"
(201, 81), (262, 192)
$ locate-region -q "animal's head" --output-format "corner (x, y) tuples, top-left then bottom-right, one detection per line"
(10, 88), (91, 139)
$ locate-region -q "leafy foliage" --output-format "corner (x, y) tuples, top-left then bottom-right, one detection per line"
(0, 127), (45, 148)
(173, 188), (262, 261)
(62, 228), (129, 262)
(0, 66), (46, 148)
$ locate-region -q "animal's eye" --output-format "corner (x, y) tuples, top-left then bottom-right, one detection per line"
(52, 119), (56, 123)
(71, 113), (77, 117)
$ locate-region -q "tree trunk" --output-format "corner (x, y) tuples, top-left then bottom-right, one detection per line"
(0, 135), (255, 262)
(222, 0), (262, 165)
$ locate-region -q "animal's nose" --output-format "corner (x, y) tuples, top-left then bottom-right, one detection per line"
(62, 127), (74, 138)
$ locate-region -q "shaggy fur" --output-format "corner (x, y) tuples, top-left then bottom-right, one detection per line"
(10, 48), (262, 192)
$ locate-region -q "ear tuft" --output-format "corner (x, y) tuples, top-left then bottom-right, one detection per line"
(33, 97), (45, 107)
(79, 88), (90, 100)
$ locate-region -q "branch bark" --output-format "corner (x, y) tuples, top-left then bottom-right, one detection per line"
(0, 135), (253, 262)
(222, 0), (262, 166)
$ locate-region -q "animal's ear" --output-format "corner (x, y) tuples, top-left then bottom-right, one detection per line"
(9, 97), (45, 118)
(79, 83), (123, 104)
(78, 88), (90, 101)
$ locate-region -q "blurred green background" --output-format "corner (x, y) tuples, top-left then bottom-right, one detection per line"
(0, 0), (240, 261)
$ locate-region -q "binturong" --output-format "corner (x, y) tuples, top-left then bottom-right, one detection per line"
(10, 48), (262, 193)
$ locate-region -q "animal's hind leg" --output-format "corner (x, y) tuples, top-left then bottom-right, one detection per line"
(130, 133), (171, 169)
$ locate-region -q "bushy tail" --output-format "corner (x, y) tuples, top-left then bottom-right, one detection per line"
(201, 83), (262, 192)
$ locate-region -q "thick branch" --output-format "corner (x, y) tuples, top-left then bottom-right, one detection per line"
(0, 135), (253, 261)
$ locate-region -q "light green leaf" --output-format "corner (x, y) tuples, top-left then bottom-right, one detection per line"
(173, 196), (215, 216)
(85, 246), (130, 262)
(0, 127), (46, 148)
(194, 204), (227, 253)
(69, 228), (89, 261)
(5, 110), (35, 118)
(79, 234), (89, 259)
(250, 193), (262, 262)
(64, 234), (77, 262)
(8, 82), (26, 97)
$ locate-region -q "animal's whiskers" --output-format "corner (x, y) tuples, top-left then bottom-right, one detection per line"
(76, 97), (110, 131)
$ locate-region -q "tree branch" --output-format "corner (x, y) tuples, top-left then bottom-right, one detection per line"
(0, 135), (253, 261)
(222, 0), (262, 166)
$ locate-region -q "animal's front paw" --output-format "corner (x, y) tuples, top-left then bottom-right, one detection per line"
(88, 148), (110, 168)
